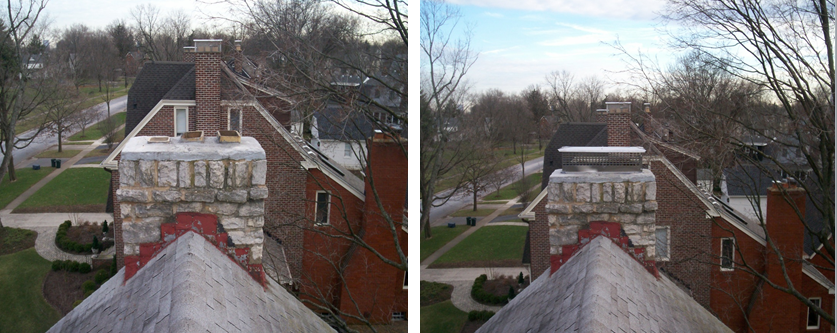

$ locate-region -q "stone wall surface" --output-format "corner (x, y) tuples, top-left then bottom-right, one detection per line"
(546, 169), (658, 259)
(117, 137), (267, 264)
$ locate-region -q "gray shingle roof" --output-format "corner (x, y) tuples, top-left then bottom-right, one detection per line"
(313, 105), (377, 141)
(476, 236), (733, 333)
(47, 232), (335, 333)
(541, 123), (608, 190)
(126, 62), (195, 135)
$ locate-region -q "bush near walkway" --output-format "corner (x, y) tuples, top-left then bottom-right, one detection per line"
(0, 248), (62, 332)
(421, 225), (468, 261)
(0, 168), (52, 209)
(431, 225), (528, 268)
(15, 168), (110, 213)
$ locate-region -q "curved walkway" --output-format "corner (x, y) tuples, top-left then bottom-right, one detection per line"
(446, 280), (504, 312)
(28, 226), (92, 264)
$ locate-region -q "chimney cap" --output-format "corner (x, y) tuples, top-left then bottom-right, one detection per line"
(558, 146), (645, 153)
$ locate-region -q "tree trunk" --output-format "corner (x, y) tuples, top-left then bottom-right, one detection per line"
(58, 129), (62, 153)
(472, 183), (478, 211)
(512, 139), (517, 154)
(8, 154), (15, 182)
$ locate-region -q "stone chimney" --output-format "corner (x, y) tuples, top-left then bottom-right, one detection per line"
(605, 102), (631, 147)
(193, 39), (223, 133)
(750, 180), (806, 331)
(546, 147), (657, 273)
(116, 136), (268, 285)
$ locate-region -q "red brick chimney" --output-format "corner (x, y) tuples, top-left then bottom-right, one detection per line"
(183, 46), (196, 63)
(595, 109), (607, 123)
(193, 39), (222, 133)
(751, 180), (806, 332)
(605, 102), (631, 147)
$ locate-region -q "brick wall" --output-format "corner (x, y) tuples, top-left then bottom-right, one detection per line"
(530, 198), (549, 278)
(650, 159), (713, 308)
(111, 169), (123, 268)
(710, 216), (765, 332)
(195, 52), (221, 133)
(607, 113), (631, 147)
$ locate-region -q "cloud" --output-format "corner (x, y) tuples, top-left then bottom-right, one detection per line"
(447, 0), (665, 20)
(484, 12), (504, 18)
(539, 33), (613, 46)
(484, 46), (520, 54)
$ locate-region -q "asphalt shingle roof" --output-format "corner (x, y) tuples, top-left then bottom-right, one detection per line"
(476, 236), (733, 333)
(313, 105), (377, 141)
(541, 123), (607, 190)
(126, 62), (195, 135)
(46, 232), (335, 333)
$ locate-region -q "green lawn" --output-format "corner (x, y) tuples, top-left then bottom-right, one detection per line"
(421, 225), (469, 261)
(0, 248), (62, 332)
(421, 300), (468, 333)
(35, 149), (82, 159)
(483, 172), (542, 201)
(17, 168), (110, 211)
(68, 112), (127, 141)
(0, 168), (52, 209)
(435, 225), (528, 265)
(451, 208), (495, 217)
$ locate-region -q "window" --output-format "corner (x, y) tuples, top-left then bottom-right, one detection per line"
(655, 227), (670, 261)
(228, 108), (242, 132)
(175, 107), (188, 136)
(344, 142), (352, 157)
(315, 191), (330, 225)
(392, 312), (406, 321)
(721, 238), (735, 270)
(403, 270), (408, 289)
(795, 170), (808, 182)
(807, 298), (821, 329)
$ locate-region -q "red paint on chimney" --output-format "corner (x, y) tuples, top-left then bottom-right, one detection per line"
(549, 221), (658, 278)
(606, 102), (631, 147)
(749, 182), (806, 332)
(194, 40), (222, 133)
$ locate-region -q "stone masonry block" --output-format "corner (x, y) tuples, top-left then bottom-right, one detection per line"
(595, 203), (620, 214)
(120, 161), (137, 186)
(175, 202), (203, 213)
(238, 201), (264, 217)
(619, 203), (643, 214)
(178, 161), (192, 188)
(646, 182), (656, 201)
(249, 187), (268, 200)
(615, 213), (636, 224)
(124, 244), (139, 256)
(623, 224), (642, 235)
(251, 160), (266, 186)
(631, 183), (644, 202)
(586, 214), (610, 223)
(576, 183), (590, 202)
(644, 201), (658, 212)
(209, 161), (225, 188)
(561, 183), (575, 202)
(545, 203), (572, 214)
(183, 189), (217, 202)
(217, 189), (248, 203)
(205, 202), (240, 216)
(572, 204), (593, 214)
(591, 184), (601, 203)
(152, 190), (181, 203)
(602, 183), (613, 202)
(227, 230), (264, 247)
(134, 203), (173, 217)
(613, 183), (626, 203)
(157, 161), (177, 187)
(123, 218), (164, 244)
(549, 225), (580, 247)
(219, 216), (247, 229)
(234, 161), (249, 187)
(117, 189), (148, 203)
(120, 203), (132, 218)
(248, 216), (265, 228)
(250, 244), (263, 264)
(139, 160), (156, 187)
(194, 161), (207, 187)
(548, 184), (562, 203)
(637, 213), (655, 224)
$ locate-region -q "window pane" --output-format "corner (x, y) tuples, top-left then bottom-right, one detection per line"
(176, 109), (187, 135)
(655, 228), (668, 259)
(808, 298), (820, 327)
(316, 192), (329, 224)
(721, 239), (733, 269)
(230, 109), (241, 132)
(344, 142), (352, 157)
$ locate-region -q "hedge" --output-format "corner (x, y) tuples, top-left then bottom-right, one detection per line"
(51, 260), (90, 273)
(468, 310), (495, 321)
(55, 220), (111, 254)
(470, 274), (509, 305)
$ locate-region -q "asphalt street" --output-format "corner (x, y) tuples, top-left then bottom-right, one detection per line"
(11, 95), (127, 166)
(429, 156), (544, 225)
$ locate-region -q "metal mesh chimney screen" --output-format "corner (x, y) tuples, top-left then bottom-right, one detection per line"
(559, 147), (645, 172)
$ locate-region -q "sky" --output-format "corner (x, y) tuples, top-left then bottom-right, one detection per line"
(41, 0), (227, 34)
(437, 0), (680, 94)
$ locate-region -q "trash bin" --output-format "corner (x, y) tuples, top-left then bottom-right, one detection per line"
(55, 159), (61, 168)
(50, 158), (56, 167)
(447, 222), (456, 228)
(466, 217), (472, 226)
(32, 164), (40, 170)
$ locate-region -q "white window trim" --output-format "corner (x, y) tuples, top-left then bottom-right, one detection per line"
(314, 191), (330, 226)
(174, 107), (189, 136)
(655, 226), (670, 262)
(720, 237), (735, 271)
(227, 107), (243, 131)
(807, 297), (821, 329)
(344, 142), (352, 157)
(403, 269), (408, 289)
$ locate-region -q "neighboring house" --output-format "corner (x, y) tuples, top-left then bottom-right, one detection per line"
(102, 39), (407, 324)
(521, 102), (833, 332)
(25, 54), (43, 70)
(310, 105), (375, 171)
(125, 51), (145, 76)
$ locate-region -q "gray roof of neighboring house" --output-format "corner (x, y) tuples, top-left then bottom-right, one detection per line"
(314, 106), (376, 141)
(162, 67), (196, 100)
(476, 236), (733, 333)
(126, 62), (195, 134)
(46, 232), (335, 333)
(541, 123), (608, 190)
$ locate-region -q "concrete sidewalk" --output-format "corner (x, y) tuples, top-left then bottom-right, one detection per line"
(1, 212), (113, 228)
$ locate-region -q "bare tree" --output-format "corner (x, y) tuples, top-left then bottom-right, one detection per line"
(72, 108), (99, 140)
(544, 70), (607, 123)
(615, 0), (834, 323)
(132, 5), (191, 62)
(460, 142), (502, 211)
(420, 0), (478, 238)
(44, 86), (83, 152)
